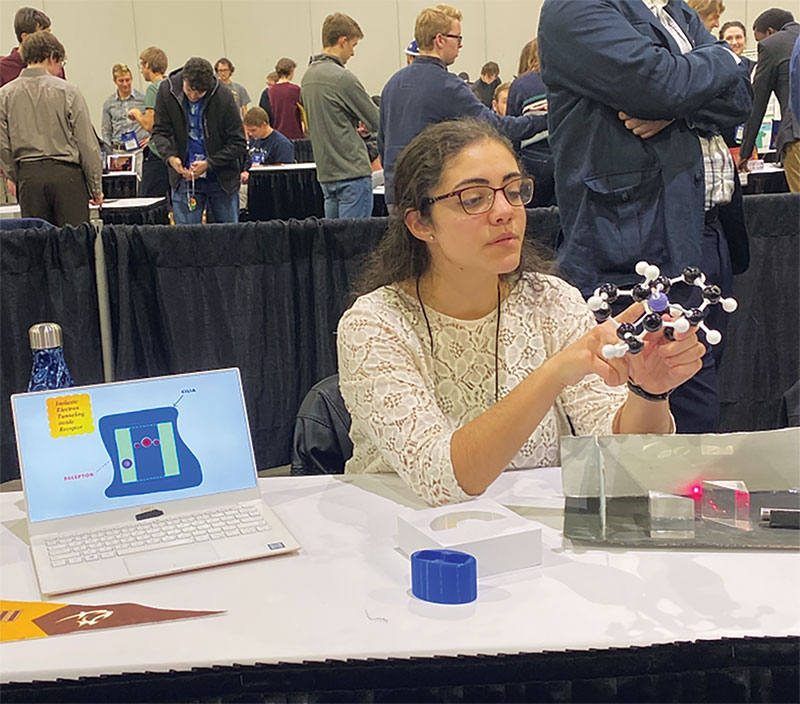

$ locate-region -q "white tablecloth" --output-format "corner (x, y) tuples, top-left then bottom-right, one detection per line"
(2, 468), (798, 683)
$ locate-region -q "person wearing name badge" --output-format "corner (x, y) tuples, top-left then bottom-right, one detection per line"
(127, 46), (170, 197)
(241, 107), (294, 176)
(153, 57), (247, 224)
(101, 63), (147, 152)
(718, 22), (755, 150)
(239, 106), (295, 214)
(337, 120), (704, 506)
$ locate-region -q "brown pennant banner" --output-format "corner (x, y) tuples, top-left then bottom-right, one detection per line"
(0, 599), (223, 642)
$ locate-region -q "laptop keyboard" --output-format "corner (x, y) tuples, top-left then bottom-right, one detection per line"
(44, 505), (270, 567)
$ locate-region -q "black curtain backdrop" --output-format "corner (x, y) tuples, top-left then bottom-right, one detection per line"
(0, 224), (104, 483)
(718, 193), (800, 431)
(1, 195), (794, 480)
(102, 197), (797, 471)
(102, 210), (560, 472)
(102, 219), (387, 473)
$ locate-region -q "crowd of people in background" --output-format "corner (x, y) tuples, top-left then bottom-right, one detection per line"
(0, 2), (798, 228)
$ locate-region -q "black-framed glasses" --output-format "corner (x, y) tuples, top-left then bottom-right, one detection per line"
(441, 33), (463, 44)
(425, 177), (534, 214)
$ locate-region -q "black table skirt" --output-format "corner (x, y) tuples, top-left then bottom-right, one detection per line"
(291, 138), (314, 163)
(741, 169), (789, 195)
(247, 168), (387, 221)
(98, 199), (169, 225)
(2, 636), (797, 703)
(246, 168), (324, 221)
(102, 174), (137, 199)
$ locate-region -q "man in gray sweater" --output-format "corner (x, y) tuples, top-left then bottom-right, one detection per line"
(301, 12), (379, 218)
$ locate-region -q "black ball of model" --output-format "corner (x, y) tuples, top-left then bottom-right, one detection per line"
(682, 266), (703, 284)
(631, 284), (650, 302)
(593, 306), (613, 322)
(643, 313), (663, 333)
(616, 322), (636, 341)
(626, 337), (644, 354)
(702, 285), (722, 304)
(685, 308), (705, 325)
(599, 283), (619, 302)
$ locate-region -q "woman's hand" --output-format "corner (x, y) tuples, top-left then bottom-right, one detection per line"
(625, 315), (705, 395)
(550, 304), (646, 389)
(550, 303), (704, 394)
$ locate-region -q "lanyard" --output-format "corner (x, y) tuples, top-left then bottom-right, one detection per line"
(187, 172), (197, 211)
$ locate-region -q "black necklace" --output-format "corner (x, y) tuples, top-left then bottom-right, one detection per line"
(415, 276), (501, 404)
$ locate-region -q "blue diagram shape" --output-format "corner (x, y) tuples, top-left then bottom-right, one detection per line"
(99, 406), (202, 497)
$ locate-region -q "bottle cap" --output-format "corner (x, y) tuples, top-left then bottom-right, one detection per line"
(410, 549), (477, 604)
(29, 323), (64, 350)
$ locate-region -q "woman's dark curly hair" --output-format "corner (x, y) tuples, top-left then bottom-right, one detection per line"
(352, 118), (550, 297)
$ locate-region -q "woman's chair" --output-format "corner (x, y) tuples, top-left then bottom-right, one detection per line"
(290, 374), (353, 475)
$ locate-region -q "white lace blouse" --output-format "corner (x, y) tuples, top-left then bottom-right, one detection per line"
(336, 273), (628, 505)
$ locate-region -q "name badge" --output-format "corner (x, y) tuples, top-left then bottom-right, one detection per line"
(120, 130), (140, 151)
(188, 152), (208, 178)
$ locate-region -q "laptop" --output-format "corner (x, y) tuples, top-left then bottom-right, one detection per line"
(11, 368), (299, 596)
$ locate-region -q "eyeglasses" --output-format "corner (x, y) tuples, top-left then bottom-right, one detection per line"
(425, 177), (534, 215)
(441, 33), (463, 45)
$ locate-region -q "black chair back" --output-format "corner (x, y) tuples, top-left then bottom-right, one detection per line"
(290, 374), (352, 475)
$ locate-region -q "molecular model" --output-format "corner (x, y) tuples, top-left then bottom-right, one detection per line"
(588, 261), (738, 360)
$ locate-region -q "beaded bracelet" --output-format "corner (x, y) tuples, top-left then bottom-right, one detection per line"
(627, 380), (674, 402)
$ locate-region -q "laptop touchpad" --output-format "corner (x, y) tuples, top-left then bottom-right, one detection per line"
(124, 543), (219, 575)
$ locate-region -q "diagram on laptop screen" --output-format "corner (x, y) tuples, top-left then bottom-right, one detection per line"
(99, 406), (202, 497)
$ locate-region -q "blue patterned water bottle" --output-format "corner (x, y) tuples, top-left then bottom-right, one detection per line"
(27, 323), (75, 392)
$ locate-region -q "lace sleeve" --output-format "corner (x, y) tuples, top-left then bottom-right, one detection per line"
(337, 297), (474, 506)
(540, 277), (628, 435)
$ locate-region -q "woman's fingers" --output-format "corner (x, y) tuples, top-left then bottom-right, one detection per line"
(656, 336), (705, 365)
(587, 352), (628, 387)
(613, 302), (645, 325)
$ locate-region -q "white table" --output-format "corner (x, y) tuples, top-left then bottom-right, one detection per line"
(248, 162), (317, 172)
(0, 198), (167, 223)
(2, 468), (799, 684)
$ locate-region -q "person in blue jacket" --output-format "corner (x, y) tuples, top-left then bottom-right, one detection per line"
(539, 0), (752, 434)
(507, 38), (554, 207)
(792, 33), (800, 123)
(378, 4), (546, 208)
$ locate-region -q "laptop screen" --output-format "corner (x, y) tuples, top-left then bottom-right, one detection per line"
(12, 368), (258, 523)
